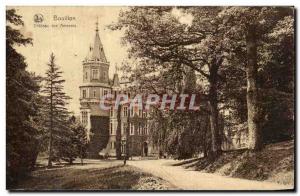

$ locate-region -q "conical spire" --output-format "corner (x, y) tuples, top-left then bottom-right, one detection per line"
(112, 64), (120, 87)
(88, 17), (107, 63)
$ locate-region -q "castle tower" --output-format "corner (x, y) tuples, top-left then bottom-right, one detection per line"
(79, 20), (157, 158)
(79, 19), (111, 158)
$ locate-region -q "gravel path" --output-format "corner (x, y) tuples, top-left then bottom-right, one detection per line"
(128, 159), (293, 190)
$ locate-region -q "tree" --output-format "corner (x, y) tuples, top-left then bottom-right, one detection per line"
(111, 7), (227, 158)
(42, 53), (71, 167)
(220, 7), (294, 150)
(72, 118), (88, 165)
(112, 6), (294, 158)
(59, 116), (88, 164)
(6, 9), (42, 185)
(244, 17), (261, 150)
(259, 15), (294, 143)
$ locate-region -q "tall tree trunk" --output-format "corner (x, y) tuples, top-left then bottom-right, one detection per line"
(202, 115), (209, 158)
(47, 82), (53, 167)
(116, 104), (122, 159)
(208, 64), (222, 159)
(246, 24), (262, 150)
(208, 97), (220, 158)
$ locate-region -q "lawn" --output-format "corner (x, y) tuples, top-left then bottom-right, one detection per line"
(9, 161), (175, 191)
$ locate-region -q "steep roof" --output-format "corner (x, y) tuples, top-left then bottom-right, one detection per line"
(112, 73), (120, 87)
(86, 20), (108, 63)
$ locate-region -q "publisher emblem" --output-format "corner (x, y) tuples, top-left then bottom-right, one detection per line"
(34, 14), (44, 23)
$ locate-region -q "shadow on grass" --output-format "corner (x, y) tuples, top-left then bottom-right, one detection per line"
(173, 140), (294, 185)
(9, 164), (149, 191)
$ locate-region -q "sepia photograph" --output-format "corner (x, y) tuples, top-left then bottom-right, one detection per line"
(6, 6), (295, 191)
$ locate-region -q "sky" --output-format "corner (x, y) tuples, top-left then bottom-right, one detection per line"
(9, 6), (128, 115)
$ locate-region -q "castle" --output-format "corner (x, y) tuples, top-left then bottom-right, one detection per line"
(79, 21), (157, 158)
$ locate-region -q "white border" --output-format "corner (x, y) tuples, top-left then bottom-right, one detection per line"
(3, 0), (300, 6)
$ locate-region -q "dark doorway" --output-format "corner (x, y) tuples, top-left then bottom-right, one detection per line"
(143, 141), (148, 157)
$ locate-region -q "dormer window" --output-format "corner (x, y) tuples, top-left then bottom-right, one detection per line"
(82, 89), (86, 98)
(92, 69), (99, 80)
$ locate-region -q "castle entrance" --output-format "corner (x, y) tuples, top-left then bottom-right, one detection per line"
(143, 141), (148, 157)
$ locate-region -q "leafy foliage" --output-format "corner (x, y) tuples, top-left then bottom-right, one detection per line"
(58, 116), (88, 164)
(112, 6), (294, 157)
(6, 9), (42, 185)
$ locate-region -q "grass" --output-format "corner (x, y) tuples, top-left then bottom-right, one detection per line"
(9, 162), (175, 191)
(175, 140), (294, 186)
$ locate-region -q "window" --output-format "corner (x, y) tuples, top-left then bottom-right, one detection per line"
(146, 123), (148, 135)
(143, 123), (148, 135)
(85, 72), (88, 80)
(139, 109), (142, 117)
(111, 141), (115, 149)
(142, 111), (147, 118)
(82, 89), (86, 98)
(82, 111), (88, 126)
(102, 71), (106, 80)
(130, 123), (134, 135)
(121, 143), (124, 153)
(92, 69), (99, 80)
(123, 107), (128, 117)
(104, 90), (107, 96)
(110, 122), (113, 135)
(93, 90), (96, 98)
(138, 123), (141, 135)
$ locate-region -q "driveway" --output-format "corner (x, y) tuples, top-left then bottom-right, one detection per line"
(128, 159), (293, 190)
